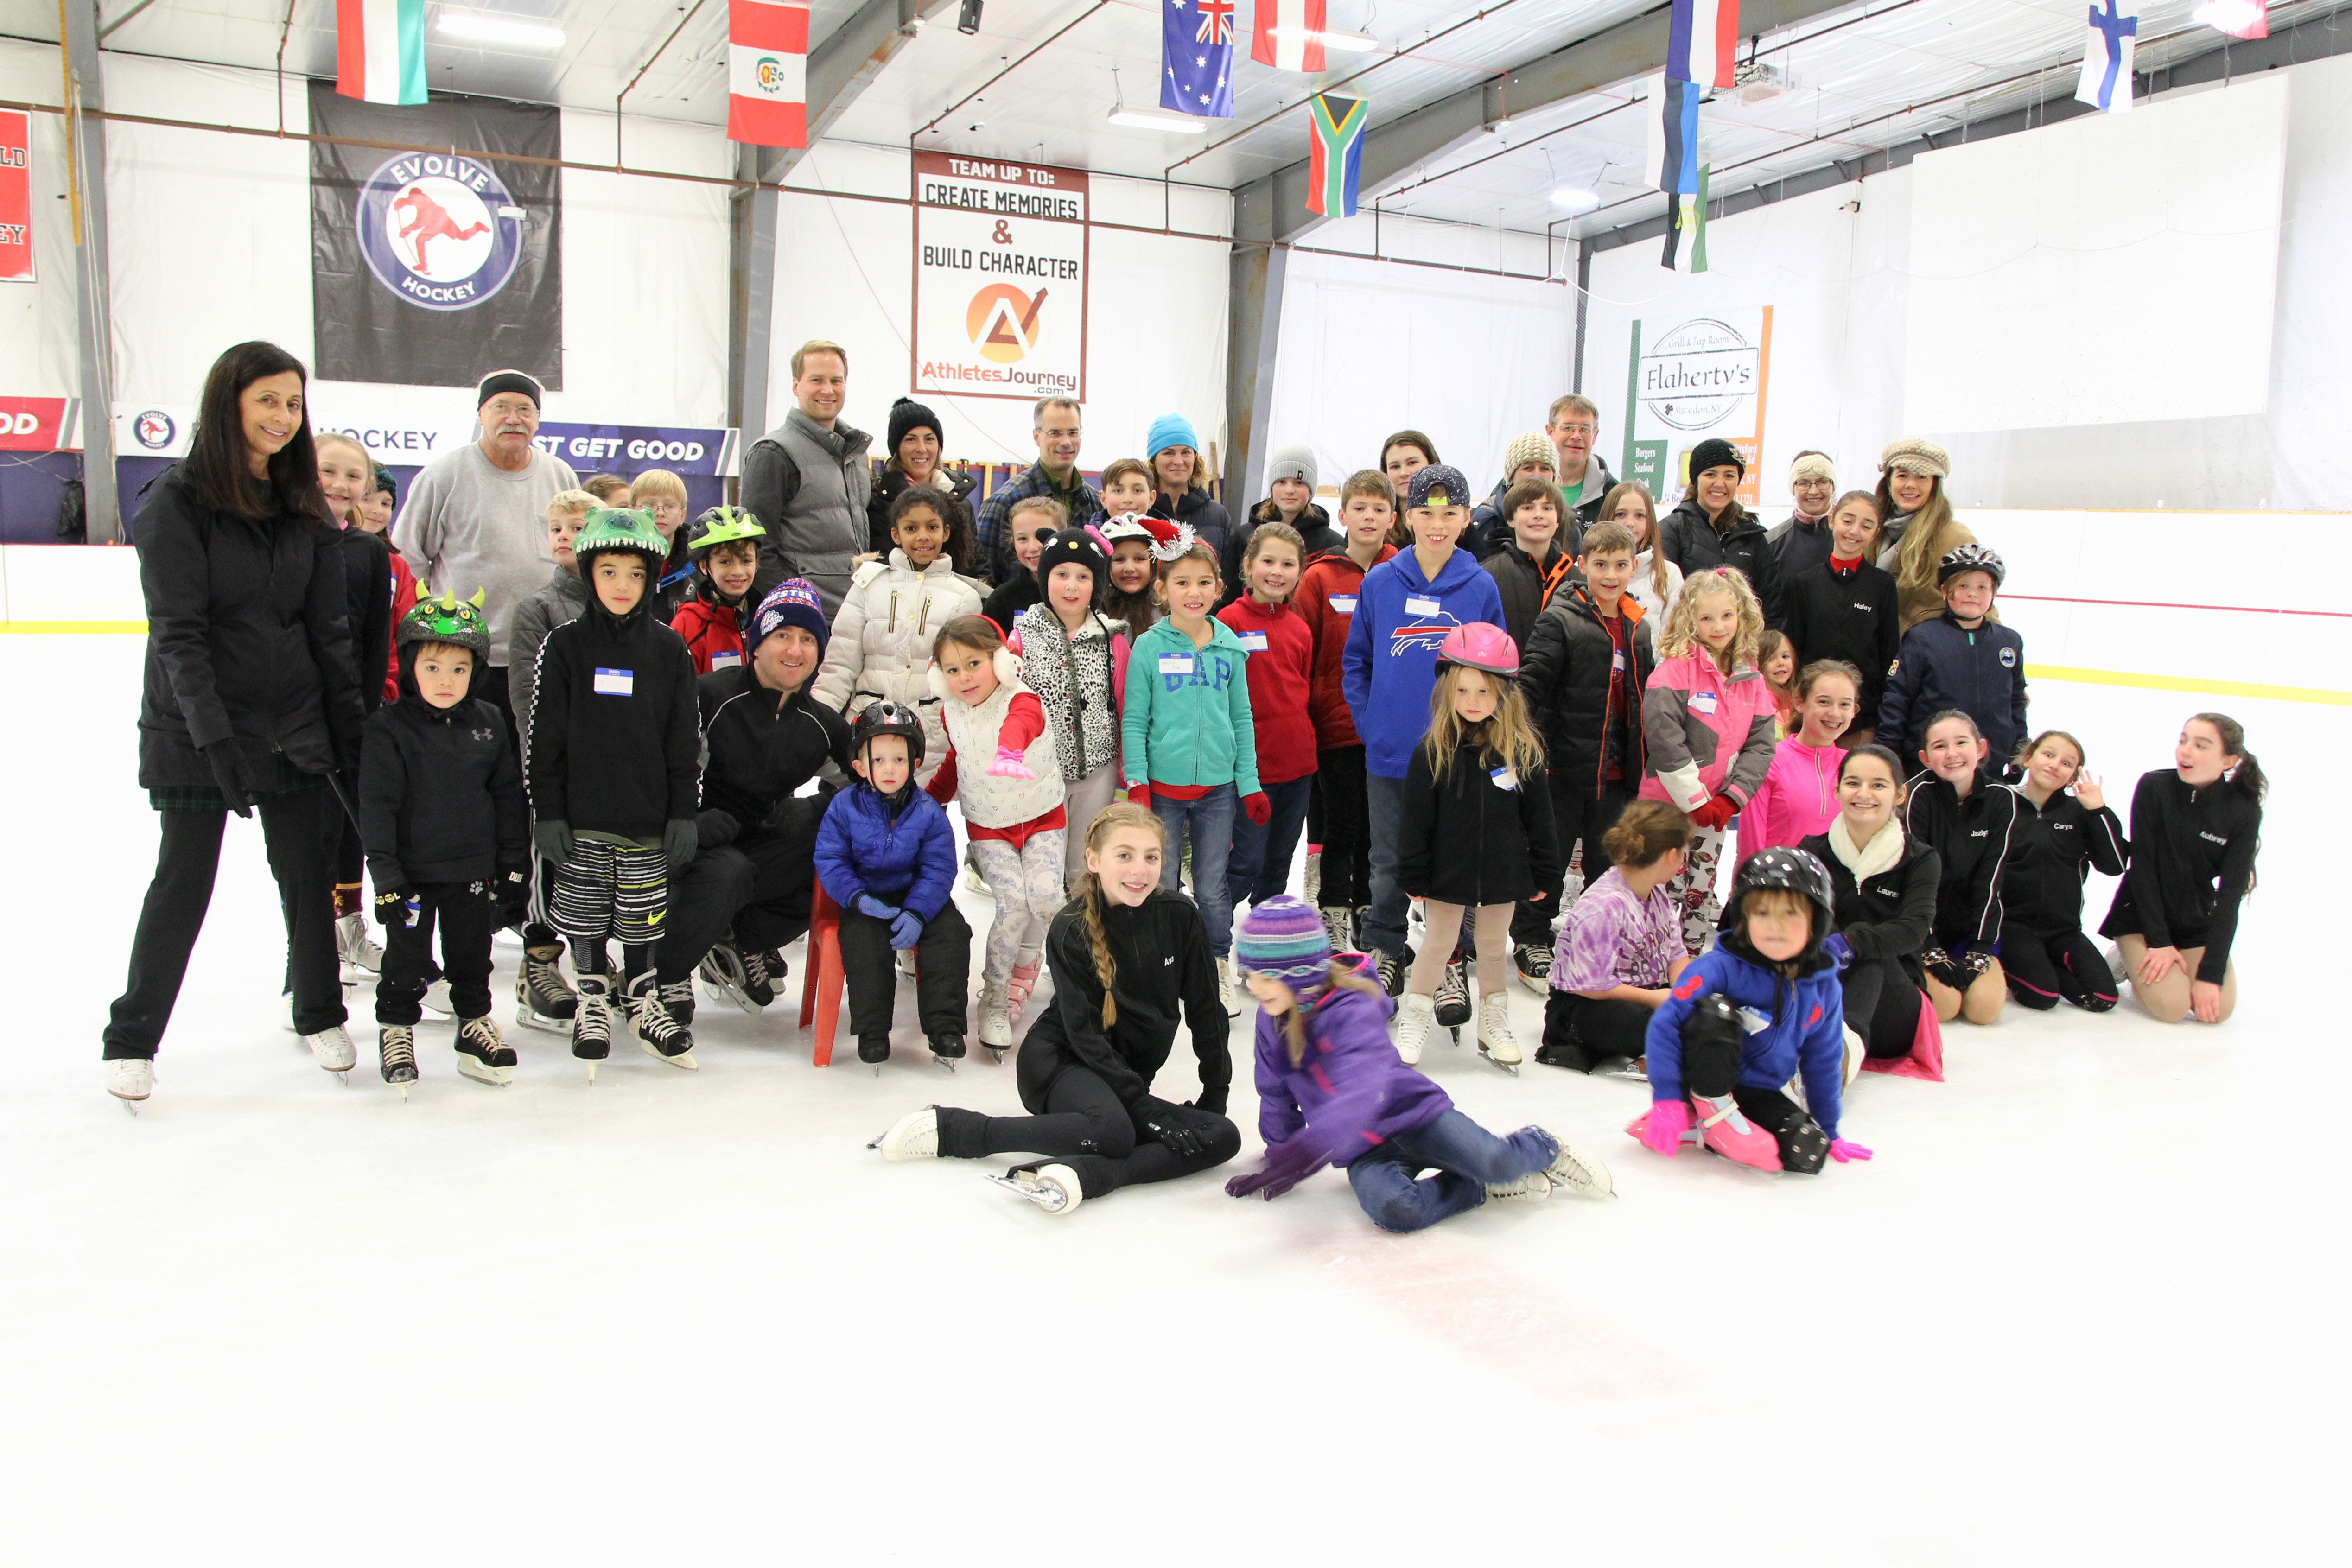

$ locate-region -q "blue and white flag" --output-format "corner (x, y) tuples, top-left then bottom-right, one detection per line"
(2076, 0), (2138, 114)
(1163, 0), (1238, 119)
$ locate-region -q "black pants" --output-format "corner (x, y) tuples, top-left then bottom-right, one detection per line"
(481, 662), (563, 952)
(659, 814), (828, 985)
(1306, 771), (1325, 848)
(1540, 989), (1653, 1063)
(838, 900), (973, 1039)
(1316, 746), (1371, 909)
(2001, 922), (2118, 1013)
(934, 1066), (1242, 1200)
(378, 882), (496, 1025)
(1843, 954), (1926, 1058)
(1512, 776), (1628, 946)
(106, 793), (344, 1060)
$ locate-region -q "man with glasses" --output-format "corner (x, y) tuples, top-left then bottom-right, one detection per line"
(976, 396), (1101, 585)
(1546, 394), (1616, 530)
(741, 338), (873, 617)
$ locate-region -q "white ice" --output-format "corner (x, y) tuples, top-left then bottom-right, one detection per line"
(4, 634), (2339, 1563)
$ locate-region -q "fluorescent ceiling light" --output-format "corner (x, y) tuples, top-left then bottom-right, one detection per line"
(1551, 187), (1599, 211)
(1107, 106), (1207, 134)
(1268, 26), (1381, 54)
(438, 12), (566, 48)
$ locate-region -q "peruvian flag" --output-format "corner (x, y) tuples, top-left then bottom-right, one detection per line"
(335, 0), (427, 106)
(728, 0), (810, 148)
(1253, 0), (1327, 72)
(1665, 0), (1739, 90)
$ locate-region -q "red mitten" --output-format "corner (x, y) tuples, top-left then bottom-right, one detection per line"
(1128, 782), (1153, 812)
(1242, 791), (1271, 826)
(1691, 794), (1738, 830)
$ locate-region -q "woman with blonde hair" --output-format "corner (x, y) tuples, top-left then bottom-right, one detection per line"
(1874, 439), (1977, 631)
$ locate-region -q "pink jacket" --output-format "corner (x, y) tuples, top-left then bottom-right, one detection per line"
(1736, 738), (1846, 866)
(1638, 649), (1779, 812)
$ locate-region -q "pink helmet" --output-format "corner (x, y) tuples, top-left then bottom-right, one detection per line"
(1436, 621), (1519, 678)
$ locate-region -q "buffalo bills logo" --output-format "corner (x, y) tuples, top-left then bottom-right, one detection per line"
(356, 152), (527, 313)
(1389, 613), (1462, 656)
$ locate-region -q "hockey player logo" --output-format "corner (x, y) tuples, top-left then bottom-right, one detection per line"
(392, 184), (489, 276)
(355, 151), (528, 313)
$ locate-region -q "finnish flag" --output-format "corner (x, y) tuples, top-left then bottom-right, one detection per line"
(2076, 0), (2138, 114)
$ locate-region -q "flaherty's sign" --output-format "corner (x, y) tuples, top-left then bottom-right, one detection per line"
(1622, 307), (1774, 506)
(910, 151), (1088, 402)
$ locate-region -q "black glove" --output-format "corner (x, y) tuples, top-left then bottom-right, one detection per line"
(488, 865), (531, 924)
(534, 819), (574, 868)
(203, 740), (254, 819)
(694, 808), (741, 851)
(1136, 1096), (1223, 1159)
(373, 882), (420, 929)
(663, 818), (698, 868)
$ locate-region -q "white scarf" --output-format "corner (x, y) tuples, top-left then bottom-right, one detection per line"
(1826, 814), (1905, 882)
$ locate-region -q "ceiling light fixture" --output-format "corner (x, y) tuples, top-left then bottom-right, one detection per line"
(436, 11), (566, 48)
(958, 0), (985, 35)
(1268, 26), (1382, 54)
(1108, 104), (1207, 134)
(1550, 187), (1599, 211)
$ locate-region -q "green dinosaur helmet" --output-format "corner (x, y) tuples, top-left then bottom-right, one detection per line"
(687, 505), (767, 559)
(396, 589), (490, 654)
(572, 507), (670, 575)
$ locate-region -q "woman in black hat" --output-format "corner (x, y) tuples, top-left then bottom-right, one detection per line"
(866, 397), (976, 556)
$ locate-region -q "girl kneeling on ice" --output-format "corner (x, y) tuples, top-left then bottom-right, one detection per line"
(1630, 849), (1871, 1174)
(871, 803), (1237, 1216)
(1225, 898), (1613, 1232)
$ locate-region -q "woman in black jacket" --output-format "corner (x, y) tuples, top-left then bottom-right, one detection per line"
(1660, 437), (1781, 630)
(1904, 711), (2019, 1026)
(104, 341), (366, 1106)
(2003, 730), (2129, 1013)
(1800, 745), (1939, 1060)
(865, 398), (976, 556)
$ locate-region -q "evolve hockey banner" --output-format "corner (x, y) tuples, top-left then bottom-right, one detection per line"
(308, 82), (561, 388)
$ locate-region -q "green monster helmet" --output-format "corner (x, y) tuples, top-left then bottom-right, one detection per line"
(396, 589), (490, 655)
(687, 505), (767, 559)
(572, 507), (671, 577)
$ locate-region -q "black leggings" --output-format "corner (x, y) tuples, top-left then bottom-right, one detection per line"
(2000, 923), (2118, 1012)
(1541, 990), (1653, 1060)
(1316, 746), (1371, 909)
(934, 1066), (1241, 1200)
(1842, 954), (1926, 1058)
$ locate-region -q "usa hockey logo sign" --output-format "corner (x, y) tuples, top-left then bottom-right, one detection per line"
(355, 151), (528, 311)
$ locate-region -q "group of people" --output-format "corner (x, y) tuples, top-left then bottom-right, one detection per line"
(100, 336), (2268, 1233)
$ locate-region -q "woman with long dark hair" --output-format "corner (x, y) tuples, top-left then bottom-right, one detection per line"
(103, 341), (367, 1107)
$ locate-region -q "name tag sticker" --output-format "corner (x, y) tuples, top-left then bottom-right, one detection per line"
(711, 651), (743, 670)
(1491, 767), (1518, 791)
(1158, 655), (1195, 675)
(1690, 692), (1718, 714)
(1405, 596), (1442, 616)
(1236, 631), (1269, 652)
(593, 667), (635, 696)
(1612, 648), (1627, 671)
(1330, 595), (1359, 613)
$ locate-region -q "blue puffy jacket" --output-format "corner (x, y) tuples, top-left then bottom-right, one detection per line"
(1643, 939), (1847, 1137)
(1340, 545), (1506, 778)
(1253, 971), (1452, 1167)
(813, 782), (958, 921)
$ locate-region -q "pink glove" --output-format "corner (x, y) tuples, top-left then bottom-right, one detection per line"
(1242, 791), (1271, 826)
(1828, 1137), (1873, 1163)
(1636, 1099), (1690, 1156)
(986, 746), (1036, 780)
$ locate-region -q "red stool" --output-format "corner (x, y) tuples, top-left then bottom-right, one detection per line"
(799, 883), (847, 1066)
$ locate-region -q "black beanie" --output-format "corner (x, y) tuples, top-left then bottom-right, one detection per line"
(476, 369), (544, 409)
(888, 397), (942, 458)
(1688, 437), (1745, 479)
(1032, 529), (1106, 597)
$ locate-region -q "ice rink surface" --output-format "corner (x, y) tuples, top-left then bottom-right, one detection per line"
(5, 634), (2340, 1565)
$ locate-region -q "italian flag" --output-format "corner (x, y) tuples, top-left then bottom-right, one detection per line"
(335, 0), (427, 106)
(728, 1), (810, 149)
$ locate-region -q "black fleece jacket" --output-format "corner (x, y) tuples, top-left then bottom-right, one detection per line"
(1660, 495), (1783, 630)
(358, 678), (529, 890)
(527, 600), (701, 838)
(696, 667), (852, 841)
(1783, 556), (1901, 727)
(1802, 826), (1941, 986)
(2004, 791), (2128, 935)
(2099, 769), (2261, 981)
(1903, 769), (2019, 949)
(1398, 740), (1563, 907)
(1016, 889), (1231, 1116)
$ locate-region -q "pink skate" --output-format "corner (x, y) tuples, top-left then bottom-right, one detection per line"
(1007, 960), (1042, 1013)
(1691, 1092), (1781, 1171)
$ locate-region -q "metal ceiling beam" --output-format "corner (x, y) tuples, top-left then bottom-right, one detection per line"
(755, 0), (957, 183)
(1232, 0), (1863, 246)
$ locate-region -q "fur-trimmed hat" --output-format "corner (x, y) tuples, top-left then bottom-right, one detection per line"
(1102, 511), (1194, 561)
(1879, 438), (1950, 479)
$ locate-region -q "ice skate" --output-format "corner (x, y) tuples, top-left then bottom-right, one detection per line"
(978, 979), (1014, 1059)
(1531, 1126), (1615, 1198)
(964, 862), (993, 899)
(1840, 1025), (1866, 1090)
(1006, 958), (1041, 1013)
(420, 980), (454, 1018)
(1303, 848), (1322, 905)
(572, 974), (612, 1083)
(378, 1024), (417, 1098)
(106, 1058), (153, 1115)
(1219, 959), (1240, 1016)
(625, 971), (697, 1070)
(336, 912), (383, 983)
(658, 975), (696, 1029)
(516, 946), (578, 1032)
(985, 1162), (1083, 1216)
(1485, 1171), (1550, 1203)
(1372, 947), (1407, 997)
(304, 1024), (357, 1081)
(1320, 905), (1355, 957)
(858, 1034), (890, 1074)
(1433, 957), (1471, 1030)
(454, 1014), (514, 1086)
(1392, 992), (1436, 1066)
(930, 1031), (966, 1071)
(1691, 1092), (1781, 1171)
(871, 1106), (941, 1160)
(1476, 993), (1521, 1074)
(1513, 940), (1553, 995)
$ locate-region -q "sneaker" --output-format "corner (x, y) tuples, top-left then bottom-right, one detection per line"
(454, 1014), (514, 1086)
(625, 972), (697, 1069)
(1219, 959), (1241, 1016)
(660, 975), (697, 1030)
(1433, 958), (1471, 1028)
(517, 946), (578, 1032)
(1372, 948), (1408, 997)
(378, 1024), (418, 1086)
(1532, 1126), (1616, 1198)
(1476, 992), (1521, 1067)
(1303, 848), (1322, 906)
(1513, 940), (1553, 995)
(337, 913), (383, 983)
(106, 1058), (154, 1104)
(1393, 992), (1436, 1065)
(978, 979), (1014, 1050)
(986, 1162), (1083, 1216)
(875, 1106), (941, 1160)
(572, 975), (613, 1061)
(1320, 905), (1356, 956)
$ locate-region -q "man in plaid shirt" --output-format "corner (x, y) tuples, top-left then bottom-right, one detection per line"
(975, 396), (1102, 584)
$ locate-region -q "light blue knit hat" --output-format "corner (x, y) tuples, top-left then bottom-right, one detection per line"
(1146, 413), (1199, 459)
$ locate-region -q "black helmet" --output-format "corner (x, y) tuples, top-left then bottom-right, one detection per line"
(1730, 847), (1836, 954)
(850, 699), (926, 772)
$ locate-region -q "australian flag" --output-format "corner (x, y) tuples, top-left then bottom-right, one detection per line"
(1163, 0), (1237, 118)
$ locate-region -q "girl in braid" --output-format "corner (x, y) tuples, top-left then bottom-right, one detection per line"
(871, 802), (1238, 1214)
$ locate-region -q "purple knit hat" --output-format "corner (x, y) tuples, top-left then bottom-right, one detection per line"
(1234, 896), (1333, 984)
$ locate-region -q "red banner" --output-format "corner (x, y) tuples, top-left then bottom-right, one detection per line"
(0, 397), (70, 451)
(0, 109), (30, 283)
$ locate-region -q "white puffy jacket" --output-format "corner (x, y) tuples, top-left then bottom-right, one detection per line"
(810, 549), (984, 785)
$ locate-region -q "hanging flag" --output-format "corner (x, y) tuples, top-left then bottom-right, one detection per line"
(1163, 0), (1238, 119)
(1665, 0), (1739, 90)
(728, 1), (810, 147)
(1306, 93), (1367, 217)
(2076, 0), (2139, 114)
(1644, 74), (1707, 272)
(335, 0), (427, 106)
(1253, 0), (1328, 72)
(2191, 0), (2267, 38)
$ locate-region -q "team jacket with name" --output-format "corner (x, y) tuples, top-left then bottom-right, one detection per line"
(2098, 768), (2260, 982)
(1902, 768), (2019, 948)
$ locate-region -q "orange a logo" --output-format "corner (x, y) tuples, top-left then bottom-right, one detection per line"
(966, 284), (1047, 364)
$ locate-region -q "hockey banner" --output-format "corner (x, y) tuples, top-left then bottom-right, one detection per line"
(308, 82), (561, 389)
(0, 109), (29, 283)
(1252, 0), (1327, 72)
(910, 152), (1088, 403)
(335, 0), (428, 106)
(1665, 0), (1738, 89)
(1621, 307), (1773, 506)
(727, 0), (809, 148)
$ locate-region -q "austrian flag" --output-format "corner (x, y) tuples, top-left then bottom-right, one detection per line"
(728, 0), (809, 149)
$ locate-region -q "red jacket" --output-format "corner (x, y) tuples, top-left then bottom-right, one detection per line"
(1291, 545), (1394, 752)
(1216, 592), (1316, 785)
(383, 551), (419, 703)
(671, 597), (750, 675)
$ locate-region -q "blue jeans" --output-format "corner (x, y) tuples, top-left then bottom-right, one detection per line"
(1226, 774), (1312, 911)
(1154, 784), (1237, 958)
(1346, 1110), (1558, 1233)
(1363, 771), (1475, 960)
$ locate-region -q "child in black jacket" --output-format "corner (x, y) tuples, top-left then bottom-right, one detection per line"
(1880, 543), (2025, 764)
(1904, 711), (2018, 1027)
(1782, 491), (1901, 742)
(359, 592), (530, 1089)
(1800, 745), (1940, 1062)
(2003, 730), (2129, 1014)
(528, 509), (704, 1079)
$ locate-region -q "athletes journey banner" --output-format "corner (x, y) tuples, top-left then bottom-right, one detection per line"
(911, 152), (1087, 403)
(309, 82), (561, 388)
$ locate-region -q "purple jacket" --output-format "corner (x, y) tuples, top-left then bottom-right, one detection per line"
(1252, 983), (1452, 1168)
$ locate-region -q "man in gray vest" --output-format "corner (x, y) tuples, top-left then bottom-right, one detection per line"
(740, 339), (873, 616)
